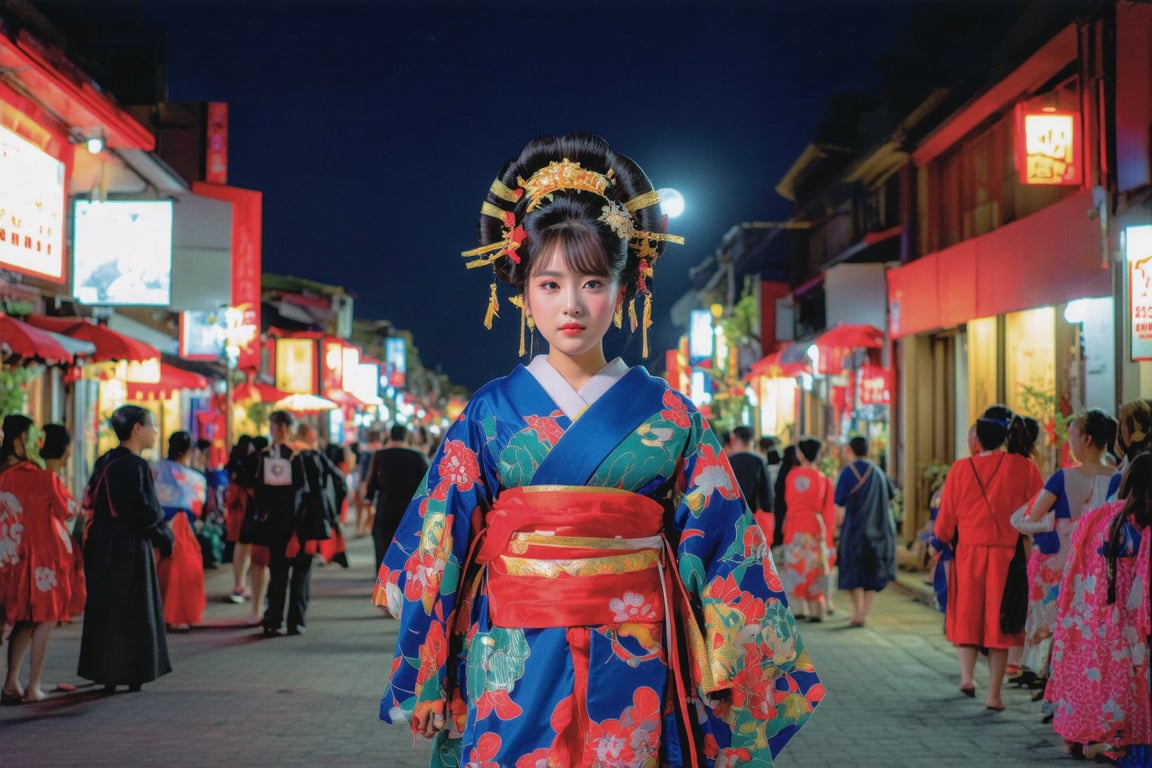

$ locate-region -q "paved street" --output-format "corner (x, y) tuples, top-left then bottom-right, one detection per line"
(3, 538), (1070, 767)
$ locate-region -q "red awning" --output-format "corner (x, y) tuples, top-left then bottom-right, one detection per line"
(234, 381), (289, 403)
(326, 388), (380, 409)
(0, 313), (71, 364)
(127, 363), (211, 399)
(811, 323), (884, 352)
(0, 30), (154, 150)
(887, 189), (1110, 338)
(25, 315), (160, 362)
(748, 347), (808, 380)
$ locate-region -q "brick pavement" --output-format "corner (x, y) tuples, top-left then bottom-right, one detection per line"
(3, 540), (1071, 767)
(2, 535), (432, 767)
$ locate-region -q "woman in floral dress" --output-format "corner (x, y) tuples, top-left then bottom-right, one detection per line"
(374, 133), (821, 767)
(1014, 410), (1116, 683)
(0, 415), (76, 704)
(1047, 452), (1152, 762)
(782, 438), (836, 623)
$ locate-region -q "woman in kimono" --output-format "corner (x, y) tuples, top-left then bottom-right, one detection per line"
(1012, 410), (1116, 689)
(1046, 452), (1152, 762)
(934, 405), (1043, 711)
(0, 416), (76, 704)
(153, 431), (208, 630)
(782, 438), (836, 623)
(78, 405), (173, 693)
(374, 133), (821, 767)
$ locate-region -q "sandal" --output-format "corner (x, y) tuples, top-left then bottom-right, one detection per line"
(1, 687), (23, 705)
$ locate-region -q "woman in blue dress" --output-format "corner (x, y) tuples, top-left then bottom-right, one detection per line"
(374, 134), (822, 767)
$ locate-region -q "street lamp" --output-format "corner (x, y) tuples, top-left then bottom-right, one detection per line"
(658, 188), (685, 218)
(219, 306), (258, 450)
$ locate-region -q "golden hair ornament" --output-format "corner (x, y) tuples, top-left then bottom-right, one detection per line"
(508, 293), (528, 357)
(462, 150), (686, 359)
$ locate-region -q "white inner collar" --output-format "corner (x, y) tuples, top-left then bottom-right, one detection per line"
(526, 355), (629, 421)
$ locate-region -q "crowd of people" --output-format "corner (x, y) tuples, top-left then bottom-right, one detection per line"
(0, 402), (442, 703)
(927, 399), (1152, 764)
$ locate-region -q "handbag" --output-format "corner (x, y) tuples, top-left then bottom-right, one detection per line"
(968, 457), (1028, 634)
(239, 496), (274, 546)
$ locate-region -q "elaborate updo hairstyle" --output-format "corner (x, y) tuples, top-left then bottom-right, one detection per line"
(797, 437), (822, 464)
(466, 133), (680, 355)
(110, 405), (151, 442)
(1116, 399), (1152, 459)
(976, 404), (1016, 452)
(478, 133), (664, 296)
(168, 431), (193, 462)
(0, 414), (33, 464)
(40, 424), (71, 461)
(1076, 408), (1118, 454)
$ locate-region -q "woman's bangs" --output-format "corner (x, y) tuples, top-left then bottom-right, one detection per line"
(532, 225), (613, 278)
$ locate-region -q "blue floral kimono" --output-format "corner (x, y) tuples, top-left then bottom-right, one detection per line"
(375, 358), (821, 767)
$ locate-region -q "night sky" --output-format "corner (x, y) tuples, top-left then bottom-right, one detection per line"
(107, 0), (919, 390)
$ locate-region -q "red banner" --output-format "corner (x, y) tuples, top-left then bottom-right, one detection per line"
(205, 102), (228, 184)
(858, 365), (891, 405)
(192, 183), (263, 371)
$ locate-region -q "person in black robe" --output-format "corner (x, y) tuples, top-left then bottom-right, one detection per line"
(833, 435), (896, 627)
(364, 423), (429, 569)
(78, 405), (174, 693)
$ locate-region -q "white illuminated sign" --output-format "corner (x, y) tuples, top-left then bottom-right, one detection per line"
(73, 200), (174, 305)
(0, 125), (65, 281)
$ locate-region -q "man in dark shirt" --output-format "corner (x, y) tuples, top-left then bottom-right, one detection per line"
(727, 426), (775, 543)
(251, 410), (309, 637)
(364, 424), (430, 568)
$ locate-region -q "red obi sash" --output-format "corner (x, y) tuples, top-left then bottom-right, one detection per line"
(475, 486), (666, 629)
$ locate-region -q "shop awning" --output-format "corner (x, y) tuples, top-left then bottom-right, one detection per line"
(272, 393), (339, 413)
(25, 315), (161, 362)
(127, 363), (211, 400)
(748, 347), (809, 380)
(0, 313), (72, 364)
(326, 388), (382, 409)
(887, 189), (1110, 338)
(811, 323), (883, 352)
(0, 30), (154, 150)
(234, 381), (289, 403)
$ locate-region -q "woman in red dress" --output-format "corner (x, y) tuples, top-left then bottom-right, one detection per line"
(935, 405), (1043, 711)
(152, 432), (208, 630)
(783, 437), (837, 622)
(0, 415), (77, 704)
(39, 425), (84, 620)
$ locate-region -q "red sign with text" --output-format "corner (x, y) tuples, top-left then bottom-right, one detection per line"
(192, 183), (263, 371)
(858, 365), (892, 405)
(1014, 105), (1081, 186)
(205, 102), (228, 184)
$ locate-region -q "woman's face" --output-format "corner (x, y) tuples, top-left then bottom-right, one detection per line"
(526, 246), (622, 365)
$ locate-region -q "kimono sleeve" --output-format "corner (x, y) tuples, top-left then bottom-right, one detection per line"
(48, 474), (76, 524)
(833, 466), (854, 507)
(669, 394), (821, 760)
(934, 460), (964, 546)
(113, 458), (173, 555)
(374, 398), (495, 728)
